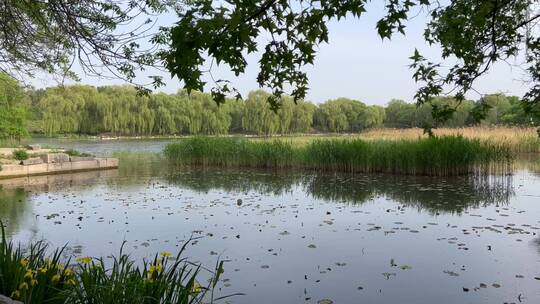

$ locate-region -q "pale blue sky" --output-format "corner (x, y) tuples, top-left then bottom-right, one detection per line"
(32, 2), (531, 106)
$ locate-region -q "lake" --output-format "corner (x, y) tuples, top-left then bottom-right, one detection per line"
(1, 139), (540, 303)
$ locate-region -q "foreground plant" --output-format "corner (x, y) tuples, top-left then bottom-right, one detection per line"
(0, 224), (232, 304)
(0, 224), (72, 303)
(68, 246), (222, 304)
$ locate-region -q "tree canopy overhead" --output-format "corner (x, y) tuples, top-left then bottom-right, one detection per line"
(0, 0), (177, 88)
(161, 0), (539, 122)
(0, 0), (538, 128)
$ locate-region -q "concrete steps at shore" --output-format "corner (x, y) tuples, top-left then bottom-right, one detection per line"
(0, 157), (119, 179)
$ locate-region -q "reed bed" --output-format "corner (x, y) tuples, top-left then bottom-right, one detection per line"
(359, 127), (540, 153)
(164, 136), (513, 176)
(247, 127), (539, 153)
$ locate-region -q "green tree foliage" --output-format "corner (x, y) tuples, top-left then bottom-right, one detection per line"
(35, 86), (315, 136)
(0, 1), (172, 89)
(1, 1), (538, 131)
(384, 97), (476, 129)
(315, 100), (351, 132)
(384, 100), (417, 128)
(24, 84), (536, 137)
(240, 90), (316, 135)
(0, 73), (28, 140)
(313, 98), (386, 132)
(242, 91), (281, 135)
(481, 94), (513, 125)
(161, 0), (539, 120)
(500, 96), (540, 125)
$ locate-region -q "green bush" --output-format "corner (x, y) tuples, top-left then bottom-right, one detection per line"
(12, 150), (28, 161)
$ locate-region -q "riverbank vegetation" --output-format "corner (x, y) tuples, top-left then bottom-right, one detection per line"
(1, 72), (538, 140)
(164, 136), (512, 176)
(273, 127), (540, 153)
(0, 225), (224, 304)
(358, 127), (540, 153)
(30, 86), (538, 136)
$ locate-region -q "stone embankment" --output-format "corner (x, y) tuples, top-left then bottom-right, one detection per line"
(0, 294), (22, 304)
(0, 152), (118, 179)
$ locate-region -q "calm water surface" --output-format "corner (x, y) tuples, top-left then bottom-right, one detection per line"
(1, 139), (540, 304)
(29, 138), (173, 156)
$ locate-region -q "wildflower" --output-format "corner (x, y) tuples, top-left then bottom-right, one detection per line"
(64, 268), (73, 276)
(38, 266), (48, 274)
(51, 274), (61, 284)
(24, 270), (35, 280)
(10, 291), (20, 300)
(44, 258), (51, 264)
(76, 256), (92, 265)
(30, 279), (38, 286)
(20, 259), (29, 268)
(147, 262), (163, 282)
(67, 279), (76, 286)
(160, 251), (172, 258)
(149, 263), (163, 274)
(192, 280), (204, 293)
(19, 282), (29, 290)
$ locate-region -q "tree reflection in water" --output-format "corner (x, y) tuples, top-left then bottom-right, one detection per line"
(166, 169), (514, 214)
(0, 187), (30, 235)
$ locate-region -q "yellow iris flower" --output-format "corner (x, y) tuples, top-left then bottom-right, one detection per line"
(160, 251), (172, 258)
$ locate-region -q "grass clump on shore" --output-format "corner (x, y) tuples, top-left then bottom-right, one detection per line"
(65, 149), (93, 157)
(12, 150), (28, 161)
(0, 224), (226, 304)
(164, 136), (512, 176)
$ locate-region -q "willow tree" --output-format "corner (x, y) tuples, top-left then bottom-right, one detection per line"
(314, 102), (349, 133)
(291, 101), (316, 133)
(242, 90), (281, 135)
(2, 1), (537, 134)
(0, 73), (28, 140)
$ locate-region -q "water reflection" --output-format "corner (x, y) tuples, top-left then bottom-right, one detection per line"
(515, 155), (540, 175)
(113, 152), (166, 184)
(0, 170), (118, 236)
(125, 143), (514, 213)
(532, 237), (540, 255)
(0, 163), (515, 225)
(0, 169), (118, 192)
(0, 188), (30, 235)
(167, 169), (514, 214)
(1, 153), (538, 304)
(167, 170), (298, 195)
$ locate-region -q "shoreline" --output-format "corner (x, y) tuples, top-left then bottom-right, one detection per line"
(0, 158), (118, 179)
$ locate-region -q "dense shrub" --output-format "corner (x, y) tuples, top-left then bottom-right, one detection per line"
(12, 150), (28, 161)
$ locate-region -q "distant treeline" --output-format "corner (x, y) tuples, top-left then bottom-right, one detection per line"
(25, 85), (536, 136)
(3, 79), (538, 138)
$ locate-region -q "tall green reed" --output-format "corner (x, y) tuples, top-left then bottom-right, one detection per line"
(164, 136), (513, 176)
